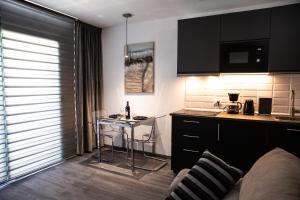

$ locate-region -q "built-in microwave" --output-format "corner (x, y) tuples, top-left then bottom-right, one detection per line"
(220, 40), (269, 73)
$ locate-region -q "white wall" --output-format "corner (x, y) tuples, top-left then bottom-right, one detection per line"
(102, 18), (185, 156)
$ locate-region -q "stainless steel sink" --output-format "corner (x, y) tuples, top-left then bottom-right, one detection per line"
(275, 116), (300, 121)
(183, 109), (220, 117)
(196, 111), (220, 117)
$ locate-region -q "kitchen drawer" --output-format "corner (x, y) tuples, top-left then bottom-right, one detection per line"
(173, 131), (211, 148)
(179, 147), (202, 168)
(171, 144), (203, 171)
(171, 115), (220, 172)
(173, 116), (216, 134)
(181, 133), (201, 147)
(172, 129), (200, 142)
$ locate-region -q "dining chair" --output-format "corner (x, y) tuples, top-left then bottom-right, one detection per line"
(92, 110), (129, 162)
(126, 115), (167, 171)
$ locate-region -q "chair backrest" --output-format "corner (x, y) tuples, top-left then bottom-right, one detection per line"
(144, 115), (166, 142)
(146, 119), (155, 141)
(90, 110), (108, 134)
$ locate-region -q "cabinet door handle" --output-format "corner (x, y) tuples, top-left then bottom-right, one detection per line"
(182, 134), (199, 139)
(217, 123), (220, 141)
(286, 128), (300, 132)
(183, 149), (199, 153)
(183, 120), (200, 124)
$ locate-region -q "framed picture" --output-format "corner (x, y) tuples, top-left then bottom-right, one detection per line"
(125, 42), (154, 93)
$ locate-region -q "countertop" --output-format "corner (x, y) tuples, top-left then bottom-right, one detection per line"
(170, 109), (300, 125)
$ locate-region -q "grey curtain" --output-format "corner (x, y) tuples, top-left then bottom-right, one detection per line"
(75, 21), (103, 155)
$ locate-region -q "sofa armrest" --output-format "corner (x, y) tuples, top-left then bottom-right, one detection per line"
(168, 168), (190, 194)
(240, 148), (300, 200)
(223, 178), (242, 200)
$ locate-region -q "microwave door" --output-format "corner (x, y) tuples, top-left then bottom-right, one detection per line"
(220, 40), (268, 73)
(222, 49), (251, 72)
(229, 51), (249, 65)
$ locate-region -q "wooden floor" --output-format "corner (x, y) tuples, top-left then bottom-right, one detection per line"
(0, 154), (175, 200)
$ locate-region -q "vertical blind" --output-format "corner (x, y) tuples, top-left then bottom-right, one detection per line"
(0, 17), (8, 184)
(0, 0), (76, 183)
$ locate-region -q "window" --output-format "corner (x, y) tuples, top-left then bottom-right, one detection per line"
(0, 22), (8, 185)
(0, 0), (76, 185)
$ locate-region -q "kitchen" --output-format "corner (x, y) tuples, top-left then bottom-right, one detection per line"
(170, 2), (300, 172)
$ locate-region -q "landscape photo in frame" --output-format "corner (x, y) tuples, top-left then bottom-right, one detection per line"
(125, 42), (154, 93)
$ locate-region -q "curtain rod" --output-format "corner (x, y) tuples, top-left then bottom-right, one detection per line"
(23, 0), (78, 20)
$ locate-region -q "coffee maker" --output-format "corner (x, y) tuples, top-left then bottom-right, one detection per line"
(226, 93), (242, 114)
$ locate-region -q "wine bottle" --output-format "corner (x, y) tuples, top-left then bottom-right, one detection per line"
(125, 101), (130, 119)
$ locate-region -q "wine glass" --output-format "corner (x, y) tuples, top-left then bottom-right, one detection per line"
(120, 107), (125, 119)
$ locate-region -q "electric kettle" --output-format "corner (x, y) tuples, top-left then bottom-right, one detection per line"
(243, 99), (255, 115)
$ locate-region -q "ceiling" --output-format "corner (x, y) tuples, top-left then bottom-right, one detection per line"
(28, 0), (300, 27)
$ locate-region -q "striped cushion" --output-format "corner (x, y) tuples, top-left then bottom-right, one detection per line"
(167, 150), (244, 200)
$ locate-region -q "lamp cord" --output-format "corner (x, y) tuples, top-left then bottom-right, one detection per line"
(125, 17), (128, 47)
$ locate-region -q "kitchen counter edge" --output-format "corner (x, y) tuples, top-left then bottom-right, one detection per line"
(170, 109), (300, 125)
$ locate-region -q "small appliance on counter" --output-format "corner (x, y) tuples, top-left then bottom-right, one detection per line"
(226, 93), (242, 114)
(258, 98), (272, 115)
(243, 99), (255, 115)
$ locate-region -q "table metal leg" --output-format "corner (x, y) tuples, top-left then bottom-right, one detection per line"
(121, 127), (125, 150)
(131, 127), (135, 172)
(152, 123), (155, 155)
(96, 121), (101, 162)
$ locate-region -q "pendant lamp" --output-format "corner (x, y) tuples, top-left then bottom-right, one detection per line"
(123, 13), (132, 59)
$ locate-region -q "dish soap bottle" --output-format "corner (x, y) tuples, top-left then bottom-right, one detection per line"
(125, 101), (130, 119)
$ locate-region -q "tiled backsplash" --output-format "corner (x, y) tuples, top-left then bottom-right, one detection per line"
(184, 74), (300, 114)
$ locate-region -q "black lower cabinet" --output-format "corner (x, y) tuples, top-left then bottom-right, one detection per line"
(171, 116), (219, 172)
(218, 121), (268, 171)
(171, 115), (299, 172)
(268, 124), (300, 157)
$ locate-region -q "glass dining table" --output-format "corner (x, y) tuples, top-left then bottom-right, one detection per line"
(95, 117), (155, 172)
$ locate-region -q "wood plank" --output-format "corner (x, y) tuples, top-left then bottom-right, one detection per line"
(0, 153), (175, 200)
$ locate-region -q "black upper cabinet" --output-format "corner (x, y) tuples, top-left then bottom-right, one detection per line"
(177, 16), (220, 74)
(177, 3), (300, 74)
(221, 9), (271, 41)
(269, 4), (300, 72)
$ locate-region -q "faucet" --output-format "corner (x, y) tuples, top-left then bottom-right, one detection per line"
(291, 90), (300, 117)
